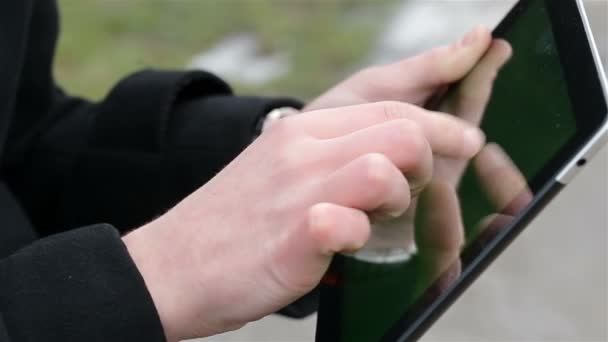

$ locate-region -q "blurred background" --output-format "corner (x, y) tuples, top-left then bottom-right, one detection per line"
(56, 1), (607, 341)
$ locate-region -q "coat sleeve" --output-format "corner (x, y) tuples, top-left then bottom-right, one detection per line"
(0, 224), (166, 342)
(4, 69), (301, 235)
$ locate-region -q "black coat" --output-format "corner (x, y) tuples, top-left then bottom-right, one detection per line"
(0, 1), (311, 341)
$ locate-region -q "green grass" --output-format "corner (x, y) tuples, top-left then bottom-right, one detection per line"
(56, 0), (396, 101)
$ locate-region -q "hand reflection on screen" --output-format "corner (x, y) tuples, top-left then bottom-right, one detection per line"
(473, 143), (534, 243)
(432, 38), (513, 186)
(411, 38), (533, 297)
(414, 144), (533, 297)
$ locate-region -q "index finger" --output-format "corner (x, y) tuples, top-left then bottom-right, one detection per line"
(295, 101), (485, 159)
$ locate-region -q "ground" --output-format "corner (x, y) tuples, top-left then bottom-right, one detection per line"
(56, 0), (394, 100)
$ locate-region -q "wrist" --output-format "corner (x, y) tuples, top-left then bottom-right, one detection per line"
(123, 220), (185, 342)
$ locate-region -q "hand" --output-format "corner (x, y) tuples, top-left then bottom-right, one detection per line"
(122, 102), (485, 341)
(433, 39), (513, 186)
(352, 38), (513, 260)
(304, 26), (493, 112)
(413, 143), (533, 298)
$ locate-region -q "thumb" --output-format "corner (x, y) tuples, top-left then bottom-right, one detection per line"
(380, 26), (493, 105)
(268, 203), (370, 295)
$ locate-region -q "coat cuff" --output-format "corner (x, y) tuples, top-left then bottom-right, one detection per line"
(168, 94), (303, 149)
(91, 69), (232, 152)
(163, 94), (303, 198)
(0, 225), (166, 342)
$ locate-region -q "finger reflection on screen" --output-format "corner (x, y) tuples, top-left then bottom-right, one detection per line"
(413, 143), (533, 302)
(410, 40), (517, 299)
(474, 143), (534, 216)
(414, 181), (463, 297)
(433, 39), (513, 187)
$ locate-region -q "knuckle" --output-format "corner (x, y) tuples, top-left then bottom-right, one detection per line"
(396, 122), (428, 169)
(382, 120), (416, 161)
(440, 116), (481, 157)
(378, 101), (407, 122)
(361, 153), (395, 196)
(393, 119), (422, 144)
(272, 140), (318, 183)
(436, 117), (463, 152)
(309, 202), (332, 224)
(276, 143), (299, 169)
(308, 203), (336, 245)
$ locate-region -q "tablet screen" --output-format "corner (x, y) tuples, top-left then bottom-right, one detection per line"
(316, 1), (581, 341)
(460, 0), (576, 245)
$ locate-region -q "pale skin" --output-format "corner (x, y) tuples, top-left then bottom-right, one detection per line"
(123, 26), (522, 341)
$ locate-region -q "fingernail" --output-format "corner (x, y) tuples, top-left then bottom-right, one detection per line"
(369, 208), (403, 222)
(464, 127), (485, 155)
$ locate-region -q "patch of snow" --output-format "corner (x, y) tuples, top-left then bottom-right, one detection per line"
(188, 33), (289, 86)
(370, 0), (517, 64)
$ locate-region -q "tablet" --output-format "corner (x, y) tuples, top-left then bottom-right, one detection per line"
(314, 0), (608, 341)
